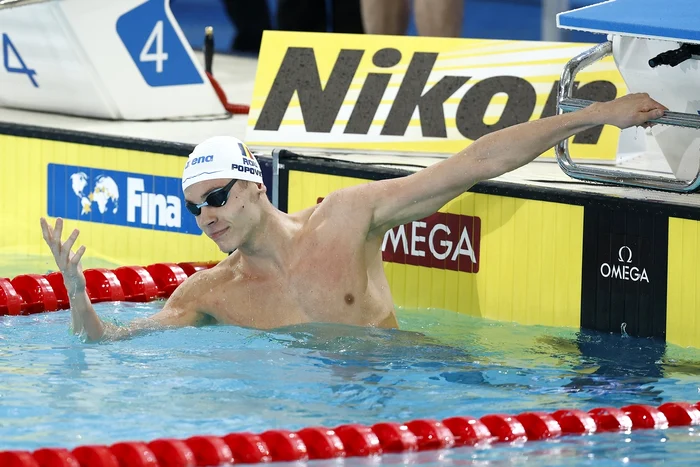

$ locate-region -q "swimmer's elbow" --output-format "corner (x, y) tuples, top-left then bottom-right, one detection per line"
(90, 321), (139, 342)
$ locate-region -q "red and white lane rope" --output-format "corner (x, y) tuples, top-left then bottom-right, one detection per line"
(0, 262), (218, 316)
(1, 402), (699, 466)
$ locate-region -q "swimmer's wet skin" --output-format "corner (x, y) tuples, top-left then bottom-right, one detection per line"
(40, 93), (668, 342)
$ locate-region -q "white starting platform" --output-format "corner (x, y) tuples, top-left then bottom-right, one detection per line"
(1, 0), (700, 347)
(556, 0), (700, 192)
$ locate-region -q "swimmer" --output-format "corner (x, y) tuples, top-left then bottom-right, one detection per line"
(40, 93), (668, 341)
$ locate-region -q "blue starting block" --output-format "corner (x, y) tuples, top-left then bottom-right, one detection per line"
(558, 0), (700, 44)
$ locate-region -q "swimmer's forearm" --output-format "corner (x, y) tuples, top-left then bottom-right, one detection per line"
(68, 287), (105, 341)
(462, 104), (606, 180)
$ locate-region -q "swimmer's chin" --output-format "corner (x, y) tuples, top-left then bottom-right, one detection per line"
(218, 243), (239, 254)
(210, 231), (240, 253)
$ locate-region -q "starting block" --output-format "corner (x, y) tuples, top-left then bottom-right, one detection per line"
(0, 0), (225, 120)
(556, 0), (700, 192)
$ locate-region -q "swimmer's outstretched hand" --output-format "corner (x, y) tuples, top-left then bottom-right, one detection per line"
(589, 93), (669, 130)
(40, 217), (86, 295)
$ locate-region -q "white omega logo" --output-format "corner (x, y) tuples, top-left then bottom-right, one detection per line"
(600, 245), (649, 283)
(618, 246), (633, 263)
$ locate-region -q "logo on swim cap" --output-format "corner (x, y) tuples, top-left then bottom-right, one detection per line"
(184, 154), (214, 169)
(182, 136), (263, 191)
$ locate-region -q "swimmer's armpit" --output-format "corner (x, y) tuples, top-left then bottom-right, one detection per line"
(196, 313), (218, 326)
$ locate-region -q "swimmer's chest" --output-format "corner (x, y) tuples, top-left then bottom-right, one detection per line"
(209, 237), (372, 327)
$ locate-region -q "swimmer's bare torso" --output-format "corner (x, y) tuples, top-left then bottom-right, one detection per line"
(162, 190), (398, 330)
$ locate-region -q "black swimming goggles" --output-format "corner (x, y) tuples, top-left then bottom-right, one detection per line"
(185, 179), (237, 216)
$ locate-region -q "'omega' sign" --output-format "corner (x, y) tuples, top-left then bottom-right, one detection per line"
(600, 245), (649, 283)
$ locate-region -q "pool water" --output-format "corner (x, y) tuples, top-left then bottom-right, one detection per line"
(1, 302), (700, 466)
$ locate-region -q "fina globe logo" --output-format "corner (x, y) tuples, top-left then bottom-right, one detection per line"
(47, 163), (201, 235)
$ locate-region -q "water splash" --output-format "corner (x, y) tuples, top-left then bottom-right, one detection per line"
(621, 322), (629, 338)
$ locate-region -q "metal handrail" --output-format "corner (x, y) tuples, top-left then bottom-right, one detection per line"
(555, 41), (700, 193)
(0, 0), (50, 9)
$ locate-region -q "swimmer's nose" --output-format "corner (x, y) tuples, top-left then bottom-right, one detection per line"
(197, 206), (218, 226)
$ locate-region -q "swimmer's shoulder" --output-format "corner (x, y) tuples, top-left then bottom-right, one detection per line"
(179, 255), (241, 289)
(304, 188), (374, 230)
(210, 252), (242, 275)
(279, 188), (363, 225)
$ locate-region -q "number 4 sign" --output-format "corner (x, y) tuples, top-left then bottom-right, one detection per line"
(140, 20), (168, 73)
(116, 0), (202, 87)
(2, 33), (38, 87)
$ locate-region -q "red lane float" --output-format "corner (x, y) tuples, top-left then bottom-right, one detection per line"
(0, 277), (23, 316)
(109, 442), (158, 467)
(479, 414), (527, 443)
(405, 419), (455, 451)
(259, 430), (308, 462)
(84, 269), (126, 304)
(145, 264), (189, 299)
(0, 451), (40, 467)
(622, 405), (669, 429)
(32, 448), (80, 467)
(296, 427), (345, 459)
(221, 433), (271, 464)
(515, 412), (562, 440)
(333, 424), (381, 457)
(44, 273), (70, 310)
(10, 274), (58, 314)
(588, 407), (633, 432)
(183, 436), (234, 466)
(371, 422), (418, 452)
(112, 266), (159, 303)
(147, 439), (196, 467)
(71, 446), (119, 467)
(442, 416), (492, 446)
(4, 401), (700, 467)
(658, 402), (700, 426)
(551, 409), (597, 434)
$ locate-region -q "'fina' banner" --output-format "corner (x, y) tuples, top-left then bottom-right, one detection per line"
(246, 31), (627, 161)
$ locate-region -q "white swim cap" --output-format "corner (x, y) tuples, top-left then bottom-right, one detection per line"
(182, 136), (263, 191)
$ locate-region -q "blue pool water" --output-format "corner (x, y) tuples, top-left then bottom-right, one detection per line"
(1, 303), (700, 465)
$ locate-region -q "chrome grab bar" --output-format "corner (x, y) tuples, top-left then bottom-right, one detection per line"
(555, 41), (700, 193)
(560, 98), (700, 130)
(0, 0), (50, 9)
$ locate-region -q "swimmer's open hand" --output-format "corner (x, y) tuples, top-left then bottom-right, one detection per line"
(591, 93), (668, 130)
(40, 217), (86, 294)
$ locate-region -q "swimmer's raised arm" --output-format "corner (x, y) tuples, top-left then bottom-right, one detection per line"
(41, 217), (104, 340)
(40, 218), (209, 342)
(361, 93), (668, 236)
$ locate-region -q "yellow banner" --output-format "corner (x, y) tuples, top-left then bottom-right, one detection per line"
(247, 31), (626, 161)
(667, 217), (700, 349)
